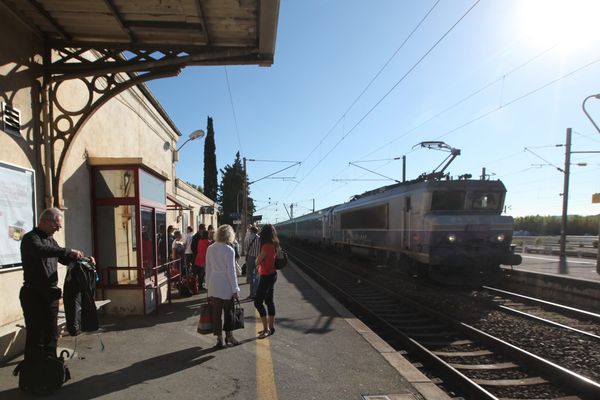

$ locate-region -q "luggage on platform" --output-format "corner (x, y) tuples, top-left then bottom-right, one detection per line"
(64, 258), (99, 336)
(13, 351), (71, 394)
(188, 274), (199, 295)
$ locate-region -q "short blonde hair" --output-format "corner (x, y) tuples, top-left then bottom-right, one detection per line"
(215, 224), (235, 244)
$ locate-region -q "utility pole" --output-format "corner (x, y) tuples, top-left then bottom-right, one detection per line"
(402, 155), (406, 182)
(242, 157), (248, 247)
(290, 203), (294, 219)
(312, 199), (315, 213)
(559, 128), (572, 273)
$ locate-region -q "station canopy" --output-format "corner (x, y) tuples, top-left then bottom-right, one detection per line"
(5, 0), (279, 68)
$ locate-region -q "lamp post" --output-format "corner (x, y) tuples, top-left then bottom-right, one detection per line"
(581, 94), (600, 272)
(582, 94), (600, 134)
(173, 129), (205, 161)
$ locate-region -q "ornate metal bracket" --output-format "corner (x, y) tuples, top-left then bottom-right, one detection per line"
(44, 41), (264, 206)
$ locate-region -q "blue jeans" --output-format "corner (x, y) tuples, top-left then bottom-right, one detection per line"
(246, 255), (258, 297)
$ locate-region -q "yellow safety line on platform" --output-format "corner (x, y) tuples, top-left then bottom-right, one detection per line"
(256, 312), (278, 400)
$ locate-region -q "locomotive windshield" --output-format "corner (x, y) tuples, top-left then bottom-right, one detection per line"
(470, 191), (501, 210)
(431, 191), (466, 211)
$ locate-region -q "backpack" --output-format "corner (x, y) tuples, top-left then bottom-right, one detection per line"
(177, 279), (193, 297)
(13, 351), (71, 394)
(275, 249), (288, 270)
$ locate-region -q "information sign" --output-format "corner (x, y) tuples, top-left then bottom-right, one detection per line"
(0, 162), (35, 268)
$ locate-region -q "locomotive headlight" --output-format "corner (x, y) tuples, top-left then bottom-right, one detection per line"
(496, 233), (506, 242)
(447, 234), (457, 243)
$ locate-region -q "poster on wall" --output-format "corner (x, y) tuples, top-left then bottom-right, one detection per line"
(0, 162), (35, 268)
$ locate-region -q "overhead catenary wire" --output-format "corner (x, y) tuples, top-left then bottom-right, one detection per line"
(274, 54), (600, 221)
(297, 0), (442, 167)
(314, 44), (564, 188)
(268, 6), (600, 221)
(283, 50), (600, 218)
(431, 55), (600, 143)
(224, 66), (243, 154)
(355, 44), (559, 162)
(290, 0), (482, 195)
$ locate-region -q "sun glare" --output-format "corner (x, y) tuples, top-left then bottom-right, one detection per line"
(518, 0), (600, 51)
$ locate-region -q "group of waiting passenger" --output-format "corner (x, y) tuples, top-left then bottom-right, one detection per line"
(170, 222), (281, 348)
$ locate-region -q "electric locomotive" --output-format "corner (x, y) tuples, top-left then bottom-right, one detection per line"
(276, 142), (522, 277)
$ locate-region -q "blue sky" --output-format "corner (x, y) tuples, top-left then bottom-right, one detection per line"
(148, 0), (600, 223)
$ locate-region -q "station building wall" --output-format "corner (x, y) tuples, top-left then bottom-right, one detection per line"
(0, 6), (218, 363)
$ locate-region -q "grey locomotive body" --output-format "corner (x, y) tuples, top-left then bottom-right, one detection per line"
(277, 178), (521, 272)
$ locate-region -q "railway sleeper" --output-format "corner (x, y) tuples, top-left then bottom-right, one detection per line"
(409, 331), (456, 339)
(473, 377), (548, 386)
(450, 339), (474, 346)
(420, 339), (463, 347)
(449, 362), (518, 370)
(395, 324), (448, 331)
(433, 350), (493, 357)
(386, 317), (433, 324)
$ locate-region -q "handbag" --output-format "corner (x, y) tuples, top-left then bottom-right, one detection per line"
(232, 299), (244, 330)
(275, 248), (288, 270)
(13, 351), (71, 395)
(197, 300), (213, 334)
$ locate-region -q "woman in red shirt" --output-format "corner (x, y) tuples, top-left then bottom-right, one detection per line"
(194, 230), (210, 289)
(254, 224), (279, 338)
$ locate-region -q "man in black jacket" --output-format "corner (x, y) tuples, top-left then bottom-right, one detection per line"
(20, 208), (86, 360)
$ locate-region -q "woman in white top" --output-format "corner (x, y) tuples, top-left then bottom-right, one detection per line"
(205, 224), (241, 348)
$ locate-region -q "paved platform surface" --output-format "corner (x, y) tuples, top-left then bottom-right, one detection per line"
(0, 260), (444, 400)
(505, 253), (600, 282)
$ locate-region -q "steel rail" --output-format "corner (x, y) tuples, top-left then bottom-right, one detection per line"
(496, 305), (600, 341)
(483, 286), (600, 324)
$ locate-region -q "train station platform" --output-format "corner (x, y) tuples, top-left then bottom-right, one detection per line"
(0, 258), (449, 400)
(504, 253), (600, 282)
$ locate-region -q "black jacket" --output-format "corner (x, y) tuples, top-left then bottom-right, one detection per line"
(191, 231), (202, 259)
(20, 228), (72, 287)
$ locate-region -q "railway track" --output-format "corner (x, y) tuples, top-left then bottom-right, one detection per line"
(480, 286), (600, 340)
(285, 243), (600, 400)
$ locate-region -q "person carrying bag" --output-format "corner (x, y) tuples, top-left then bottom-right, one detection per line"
(233, 299), (244, 330)
(197, 295), (213, 335)
(204, 225), (241, 348)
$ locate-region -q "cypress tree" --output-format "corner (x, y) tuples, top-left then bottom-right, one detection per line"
(203, 116), (218, 200)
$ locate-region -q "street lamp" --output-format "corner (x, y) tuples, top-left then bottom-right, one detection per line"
(582, 94), (600, 134)
(172, 129), (205, 162)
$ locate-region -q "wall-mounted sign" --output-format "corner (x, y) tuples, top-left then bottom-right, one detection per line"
(593, 193), (600, 204)
(0, 162), (36, 268)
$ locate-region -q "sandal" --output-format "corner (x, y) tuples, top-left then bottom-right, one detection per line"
(225, 336), (240, 346)
(214, 339), (225, 349)
(257, 330), (270, 339)
(268, 327), (275, 336)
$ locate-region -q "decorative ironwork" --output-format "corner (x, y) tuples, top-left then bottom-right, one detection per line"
(45, 42), (264, 206)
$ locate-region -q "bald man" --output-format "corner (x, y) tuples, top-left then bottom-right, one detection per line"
(19, 208), (87, 361)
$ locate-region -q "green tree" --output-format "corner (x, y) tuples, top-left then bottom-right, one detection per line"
(203, 116), (218, 201)
(218, 152), (255, 226)
(514, 214), (599, 235)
